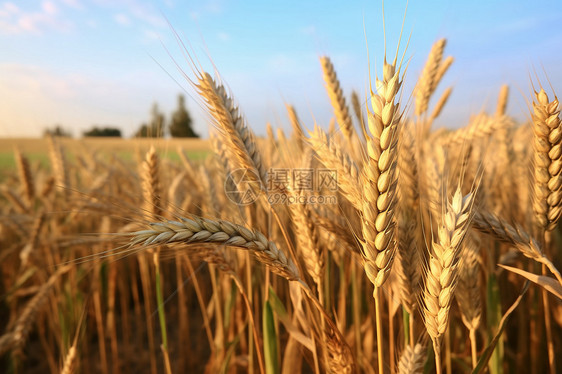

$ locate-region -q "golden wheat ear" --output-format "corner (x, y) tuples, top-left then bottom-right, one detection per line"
(196, 72), (267, 188)
(127, 215), (301, 281)
(422, 185), (475, 374)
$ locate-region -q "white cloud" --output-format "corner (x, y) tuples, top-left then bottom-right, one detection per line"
(42, 1), (57, 15)
(143, 29), (161, 42)
(93, 0), (166, 28)
(114, 13), (131, 26)
(0, 0), (72, 34)
(60, 0), (82, 9)
(0, 63), (178, 137)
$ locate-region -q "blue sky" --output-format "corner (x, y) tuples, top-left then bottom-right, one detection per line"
(0, 0), (560, 137)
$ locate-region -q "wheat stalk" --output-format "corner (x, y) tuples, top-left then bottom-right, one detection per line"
(0, 266), (69, 356)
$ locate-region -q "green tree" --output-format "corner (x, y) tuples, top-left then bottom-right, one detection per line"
(43, 125), (72, 137)
(169, 94), (198, 138)
(83, 126), (122, 137)
(135, 103), (165, 138)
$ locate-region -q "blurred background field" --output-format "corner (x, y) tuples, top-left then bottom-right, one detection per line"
(0, 137), (210, 179)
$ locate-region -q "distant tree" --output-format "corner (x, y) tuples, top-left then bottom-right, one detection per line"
(169, 94), (198, 138)
(135, 103), (165, 138)
(43, 125), (72, 137)
(83, 126), (122, 137)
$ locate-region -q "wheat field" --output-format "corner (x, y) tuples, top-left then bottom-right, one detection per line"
(1, 36), (561, 374)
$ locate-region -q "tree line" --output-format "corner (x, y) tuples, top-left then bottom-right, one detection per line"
(43, 94), (198, 138)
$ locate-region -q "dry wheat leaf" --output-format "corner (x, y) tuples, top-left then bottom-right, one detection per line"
(498, 264), (562, 300)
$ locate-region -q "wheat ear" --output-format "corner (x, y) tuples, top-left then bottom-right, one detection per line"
(60, 344), (77, 374)
(422, 187), (474, 374)
(351, 90), (366, 137)
(361, 58), (402, 289)
(197, 72), (267, 187)
(530, 87), (561, 374)
(429, 87), (453, 122)
(128, 215), (300, 281)
(531, 88), (562, 231)
(396, 126), (422, 321)
(320, 56), (355, 143)
(440, 113), (509, 146)
(14, 148), (34, 206)
(307, 125), (362, 211)
(397, 343), (426, 374)
(141, 146), (162, 219)
(361, 57), (402, 374)
(288, 168), (323, 287)
(472, 210), (562, 286)
(496, 85), (509, 117)
(455, 232), (482, 368)
(0, 266), (69, 356)
(47, 135), (70, 199)
(286, 104), (306, 151)
(415, 39), (446, 116)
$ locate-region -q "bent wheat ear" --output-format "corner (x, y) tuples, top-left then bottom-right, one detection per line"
(128, 215), (300, 281)
(197, 72), (267, 187)
(473, 210), (562, 286)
